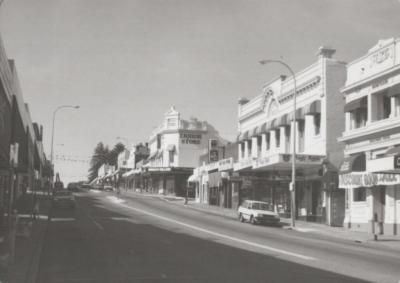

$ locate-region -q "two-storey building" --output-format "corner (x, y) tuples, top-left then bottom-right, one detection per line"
(143, 107), (226, 196)
(338, 38), (400, 235)
(235, 46), (347, 225)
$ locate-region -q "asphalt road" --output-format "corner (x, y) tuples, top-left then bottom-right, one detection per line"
(36, 191), (400, 283)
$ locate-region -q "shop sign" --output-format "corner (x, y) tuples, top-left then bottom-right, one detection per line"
(281, 154), (324, 164)
(218, 157), (233, 171)
(339, 172), (400, 189)
(180, 132), (202, 145)
(205, 161), (219, 172)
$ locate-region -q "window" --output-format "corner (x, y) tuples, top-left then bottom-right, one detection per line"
(266, 133), (270, 150)
(169, 151), (174, 164)
(314, 113), (321, 135)
(157, 134), (161, 149)
(275, 129), (280, 148)
(247, 141), (252, 156)
(353, 187), (366, 202)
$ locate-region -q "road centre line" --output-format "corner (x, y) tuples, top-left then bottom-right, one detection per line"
(118, 203), (315, 261)
(87, 214), (104, 230)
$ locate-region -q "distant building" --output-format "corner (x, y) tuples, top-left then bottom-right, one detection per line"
(338, 38), (400, 235)
(121, 143), (150, 190)
(141, 106), (226, 196)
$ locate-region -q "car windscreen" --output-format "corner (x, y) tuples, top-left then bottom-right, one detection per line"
(252, 202), (273, 211)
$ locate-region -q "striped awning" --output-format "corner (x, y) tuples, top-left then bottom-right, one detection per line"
(304, 100), (321, 115)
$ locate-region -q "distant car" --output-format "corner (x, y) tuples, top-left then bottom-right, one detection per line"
(67, 183), (80, 192)
(52, 190), (76, 208)
(238, 200), (280, 225)
(103, 185), (114, 192)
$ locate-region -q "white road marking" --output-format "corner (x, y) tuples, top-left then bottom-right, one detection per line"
(87, 215), (104, 230)
(118, 203), (316, 261)
(50, 217), (75, 222)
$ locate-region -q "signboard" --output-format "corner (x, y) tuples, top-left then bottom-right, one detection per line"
(218, 157), (233, 171)
(180, 132), (201, 145)
(209, 139), (219, 162)
(339, 172), (400, 189)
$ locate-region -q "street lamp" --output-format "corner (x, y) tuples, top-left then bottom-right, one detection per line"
(50, 105), (80, 181)
(259, 59), (297, 228)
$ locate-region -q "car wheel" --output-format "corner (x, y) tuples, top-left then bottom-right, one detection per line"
(239, 213), (244, 223)
(250, 215), (256, 225)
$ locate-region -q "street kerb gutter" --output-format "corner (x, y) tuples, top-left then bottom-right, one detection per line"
(24, 196), (52, 283)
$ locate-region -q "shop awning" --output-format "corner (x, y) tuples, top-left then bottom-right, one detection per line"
(288, 108), (305, 121)
(277, 114), (289, 127)
(339, 153), (366, 174)
(344, 97), (367, 112)
(187, 174), (199, 183)
(304, 100), (321, 115)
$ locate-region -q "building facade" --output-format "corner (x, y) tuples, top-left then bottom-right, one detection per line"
(142, 107), (226, 196)
(235, 47), (347, 225)
(338, 38), (400, 235)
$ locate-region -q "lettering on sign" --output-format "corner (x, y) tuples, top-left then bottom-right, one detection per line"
(339, 172), (400, 188)
(180, 133), (202, 145)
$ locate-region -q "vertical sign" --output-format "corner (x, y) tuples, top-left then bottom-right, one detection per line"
(209, 139), (218, 162)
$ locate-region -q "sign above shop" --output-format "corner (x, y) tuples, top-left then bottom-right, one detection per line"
(180, 132), (202, 145)
(339, 172), (400, 189)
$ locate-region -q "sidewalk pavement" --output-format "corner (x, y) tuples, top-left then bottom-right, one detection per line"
(0, 192), (51, 283)
(118, 190), (400, 250)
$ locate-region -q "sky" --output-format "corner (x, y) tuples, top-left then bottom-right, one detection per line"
(0, 0), (400, 184)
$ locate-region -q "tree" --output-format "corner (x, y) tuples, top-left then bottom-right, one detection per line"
(88, 142), (109, 182)
(87, 142), (125, 182)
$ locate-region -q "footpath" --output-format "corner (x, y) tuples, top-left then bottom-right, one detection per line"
(118, 190), (400, 251)
(0, 191), (51, 283)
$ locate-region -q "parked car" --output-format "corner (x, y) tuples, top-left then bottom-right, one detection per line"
(52, 190), (76, 209)
(238, 200), (280, 225)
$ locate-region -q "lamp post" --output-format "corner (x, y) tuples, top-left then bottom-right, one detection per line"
(50, 105), (79, 182)
(259, 59), (297, 228)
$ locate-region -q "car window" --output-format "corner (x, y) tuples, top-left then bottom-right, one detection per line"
(54, 191), (72, 196)
(252, 202), (273, 211)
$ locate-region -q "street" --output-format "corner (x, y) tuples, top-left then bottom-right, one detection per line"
(36, 191), (400, 283)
